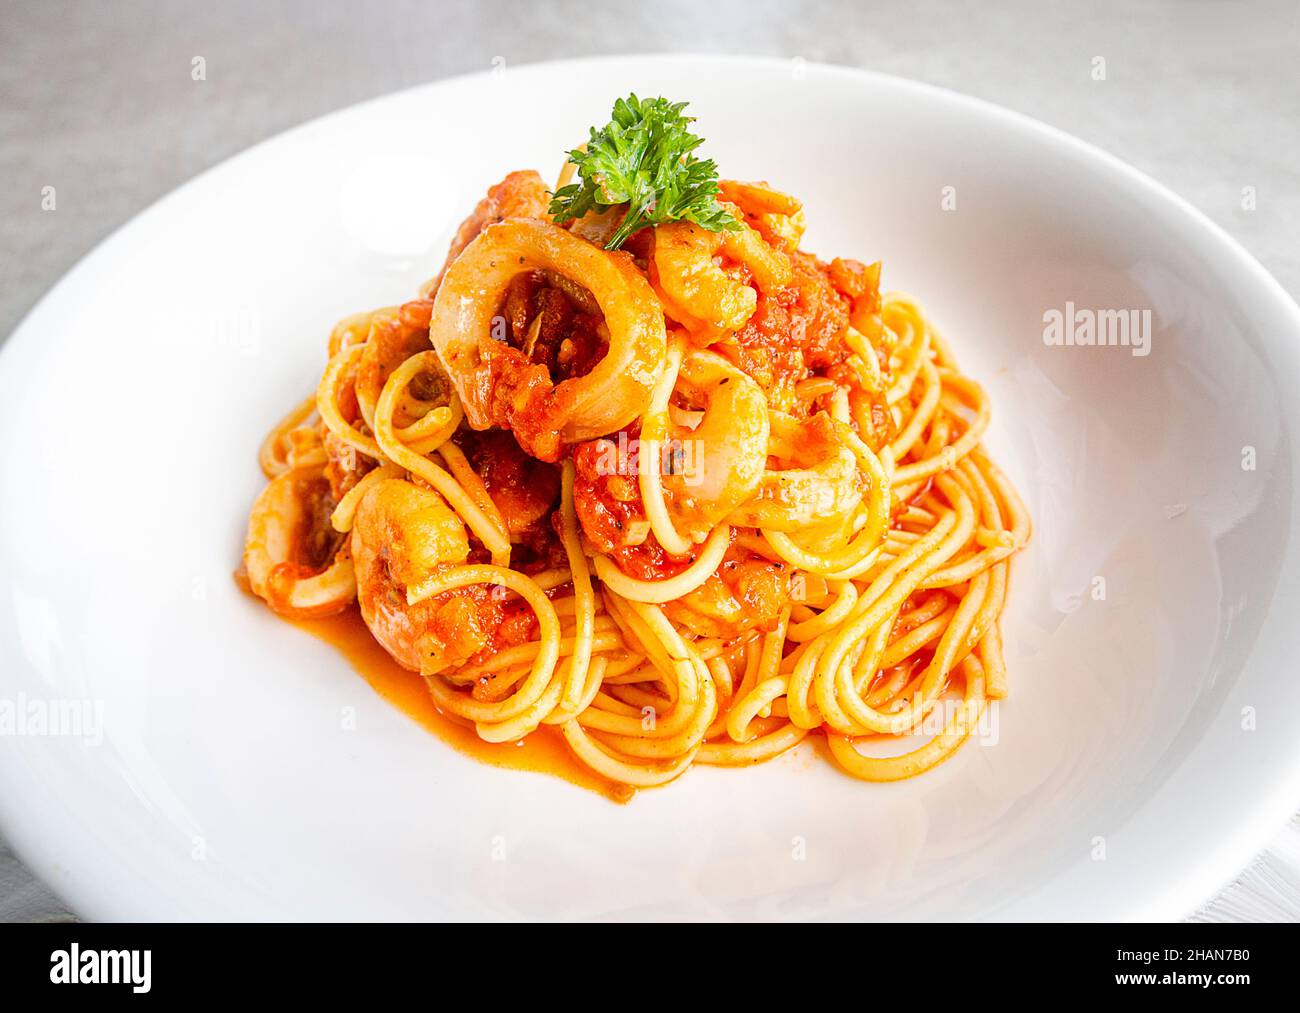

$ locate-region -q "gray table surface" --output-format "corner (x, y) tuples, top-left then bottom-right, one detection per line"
(2, 0), (1299, 922)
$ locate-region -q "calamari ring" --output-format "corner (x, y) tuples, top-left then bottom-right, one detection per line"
(662, 350), (769, 534)
(428, 218), (666, 459)
(243, 469), (356, 618)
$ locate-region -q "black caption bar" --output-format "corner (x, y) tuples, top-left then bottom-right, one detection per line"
(0, 921), (1286, 999)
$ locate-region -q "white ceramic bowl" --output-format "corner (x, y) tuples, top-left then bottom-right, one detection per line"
(2, 55), (1299, 921)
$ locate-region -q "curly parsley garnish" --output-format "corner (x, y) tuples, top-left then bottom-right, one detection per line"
(548, 94), (742, 250)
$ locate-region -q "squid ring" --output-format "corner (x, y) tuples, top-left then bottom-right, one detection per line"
(662, 350), (769, 535)
(428, 218), (666, 454)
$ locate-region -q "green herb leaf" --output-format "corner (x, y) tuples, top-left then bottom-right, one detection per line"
(548, 94), (742, 250)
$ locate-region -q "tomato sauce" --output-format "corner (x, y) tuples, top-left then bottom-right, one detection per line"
(291, 607), (634, 803)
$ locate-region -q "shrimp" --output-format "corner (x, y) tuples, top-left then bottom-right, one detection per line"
(719, 179), (802, 217)
(727, 411), (863, 532)
(720, 211), (793, 293)
(351, 478), (535, 674)
(662, 350), (769, 535)
(664, 549), (792, 638)
(651, 210), (792, 339)
(651, 221), (756, 335)
(718, 180), (807, 251)
(243, 469), (355, 617)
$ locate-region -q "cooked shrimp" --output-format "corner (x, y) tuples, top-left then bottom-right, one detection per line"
(351, 478), (536, 674)
(727, 411), (863, 532)
(719, 180), (807, 251)
(243, 469), (355, 617)
(651, 209), (792, 339)
(664, 549), (792, 638)
(662, 350), (769, 535)
(718, 180), (802, 217)
(651, 221), (756, 336)
(719, 207), (792, 293)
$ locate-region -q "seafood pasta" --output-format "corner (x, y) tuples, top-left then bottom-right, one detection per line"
(240, 95), (1029, 796)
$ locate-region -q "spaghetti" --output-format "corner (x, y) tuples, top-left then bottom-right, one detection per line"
(239, 115), (1029, 798)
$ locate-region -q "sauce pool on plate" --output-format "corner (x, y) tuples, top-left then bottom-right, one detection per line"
(291, 608), (634, 803)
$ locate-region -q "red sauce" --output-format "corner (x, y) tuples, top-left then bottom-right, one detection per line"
(460, 428), (561, 538)
(571, 433), (696, 580)
(291, 607), (634, 803)
(729, 250), (853, 406)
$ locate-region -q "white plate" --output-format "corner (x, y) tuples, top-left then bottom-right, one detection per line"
(3, 55), (1300, 921)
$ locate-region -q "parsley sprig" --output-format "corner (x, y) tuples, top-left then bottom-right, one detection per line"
(548, 94), (741, 250)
